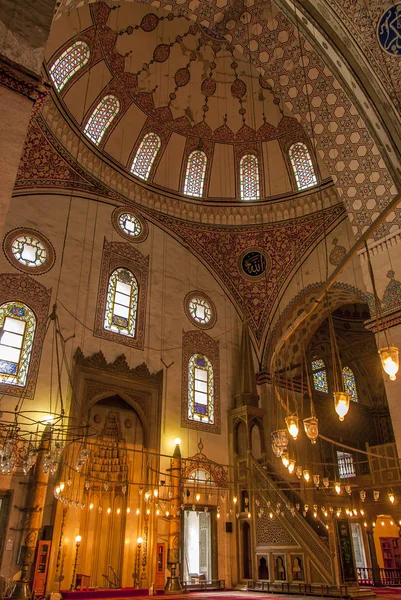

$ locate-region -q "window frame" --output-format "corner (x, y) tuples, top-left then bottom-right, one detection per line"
(188, 353), (214, 425)
(342, 365), (358, 402)
(239, 153), (261, 201)
(311, 357), (329, 395)
(184, 291), (217, 330)
(130, 132), (162, 181)
(288, 141), (317, 191)
(84, 94), (120, 146)
(49, 40), (90, 92)
(337, 450), (356, 479)
(103, 268), (139, 338)
(183, 150), (208, 198)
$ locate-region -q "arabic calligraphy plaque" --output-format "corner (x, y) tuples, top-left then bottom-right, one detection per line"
(378, 5), (401, 55)
(239, 248), (271, 281)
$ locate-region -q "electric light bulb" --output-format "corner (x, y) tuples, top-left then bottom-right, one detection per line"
(335, 482), (341, 495)
(137, 537), (143, 544)
(364, 522), (367, 528)
(136, 508), (140, 516)
(379, 347), (399, 381)
(75, 535), (82, 544)
(174, 438), (181, 445)
(285, 416), (299, 441)
(282, 453), (290, 468)
(146, 508), (150, 515)
(389, 492), (395, 503)
(217, 512), (220, 519)
(247, 512), (251, 519)
(60, 482), (65, 491)
(196, 493), (200, 502)
(334, 391), (350, 421)
(116, 508), (121, 515)
(166, 510), (170, 517)
(89, 503), (94, 510)
(233, 496), (237, 504)
(381, 521), (385, 526)
(360, 509), (364, 516)
(288, 459), (296, 474)
(269, 512), (274, 519)
(303, 469), (310, 482)
(127, 507), (131, 514)
(154, 489), (158, 498)
(156, 509), (160, 516)
(107, 507), (111, 514)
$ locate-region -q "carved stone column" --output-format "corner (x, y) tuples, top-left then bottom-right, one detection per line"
(366, 527), (382, 587)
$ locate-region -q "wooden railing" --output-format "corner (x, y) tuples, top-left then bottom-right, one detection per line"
(357, 566), (401, 585)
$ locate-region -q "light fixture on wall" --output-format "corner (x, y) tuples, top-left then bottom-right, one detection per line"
(365, 242), (399, 381)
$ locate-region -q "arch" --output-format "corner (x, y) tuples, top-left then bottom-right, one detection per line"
(258, 557), (269, 580)
(242, 521), (251, 579)
(0, 301), (36, 388)
(187, 353), (214, 425)
(131, 132), (161, 181)
(49, 40), (90, 91)
(239, 154), (260, 201)
(234, 419), (247, 457)
(250, 419), (265, 458)
(289, 142), (317, 191)
(342, 366), (358, 402)
(84, 95), (120, 145)
(183, 150), (207, 197)
(104, 268), (139, 338)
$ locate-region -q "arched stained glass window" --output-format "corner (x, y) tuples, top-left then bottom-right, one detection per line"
(289, 142), (317, 190)
(342, 366), (358, 402)
(131, 133), (161, 181)
(84, 95), (120, 145)
(104, 268), (138, 338)
(184, 150), (207, 197)
(311, 358), (328, 394)
(49, 41), (90, 92)
(188, 354), (214, 424)
(240, 154), (260, 201)
(0, 302), (36, 387)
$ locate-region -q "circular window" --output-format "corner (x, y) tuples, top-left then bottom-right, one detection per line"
(112, 207), (148, 242)
(3, 228), (55, 274)
(184, 291), (217, 329)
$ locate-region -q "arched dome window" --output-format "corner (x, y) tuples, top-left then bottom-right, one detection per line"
(289, 142), (317, 190)
(0, 302), (36, 387)
(240, 154), (260, 201)
(84, 95), (120, 145)
(188, 354), (214, 425)
(183, 150), (207, 197)
(311, 357), (328, 394)
(104, 268), (138, 338)
(49, 41), (90, 92)
(131, 132), (161, 181)
(342, 366), (358, 402)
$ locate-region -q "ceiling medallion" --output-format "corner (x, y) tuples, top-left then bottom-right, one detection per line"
(377, 5), (401, 56)
(238, 247), (271, 281)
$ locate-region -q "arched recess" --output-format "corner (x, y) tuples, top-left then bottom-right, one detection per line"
(263, 282), (369, 374)
(250, 418), (265, 459)
(234, 418), (248, 458)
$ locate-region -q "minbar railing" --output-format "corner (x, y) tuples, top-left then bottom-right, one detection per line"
(357, 566), (401, 586)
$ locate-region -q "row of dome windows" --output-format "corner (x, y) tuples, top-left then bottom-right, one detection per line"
(49, 41), (318, 198)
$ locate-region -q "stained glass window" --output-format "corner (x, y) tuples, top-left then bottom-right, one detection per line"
(337, 451), (356, 479)
(84, 95), (120, 145)
(0, 302), (36, 387)
(342, 366), (358, 402)
(104, 268), (138, 338)
(131, 133), (161, 181)
(118, 213), (142, 238)
(11, 234), (47, 268)
(188, 296), (212, 325)
(311, 358), (328, 394)
(188, 354), (214, 424)
(240, 154), (260, 201)
(49, 41), (90, 92)
(183, 150), (207, 197)
(289, 142), (317, 190)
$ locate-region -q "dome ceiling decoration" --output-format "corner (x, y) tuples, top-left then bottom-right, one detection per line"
(48, 0), (399, 236)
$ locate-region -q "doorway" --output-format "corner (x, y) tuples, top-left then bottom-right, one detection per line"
(183, 510), (213, 582)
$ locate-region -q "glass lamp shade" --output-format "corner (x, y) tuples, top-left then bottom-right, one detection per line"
(288, 459), (296, 474)
(333, 391), (351, 421)
(303, 469), (310, 482)
(281, 452), (290, 468)
(285, 415), (300, 440)
(379, 346), (399, 381)
(296, 466), (303, 479)
(303, 416), (319, 443)
(271, 429), (289, 457)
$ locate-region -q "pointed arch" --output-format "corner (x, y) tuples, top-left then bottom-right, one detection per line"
(239, 154), (260, 200)
(104, 268), (138, 338)
(49, 41), (90, 91)
(183, 150), (207, 197)
(131, 132), (161, 181)
(342, 366), (358, 401)
(84, 95), (120, 145)
(289, 142), (317, 190)
(188, 353), (214, 425)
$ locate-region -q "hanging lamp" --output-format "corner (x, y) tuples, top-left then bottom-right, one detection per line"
(327, 296), (351, 421)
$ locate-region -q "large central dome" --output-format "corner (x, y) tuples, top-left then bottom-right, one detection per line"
(45, 1), (328, 201)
